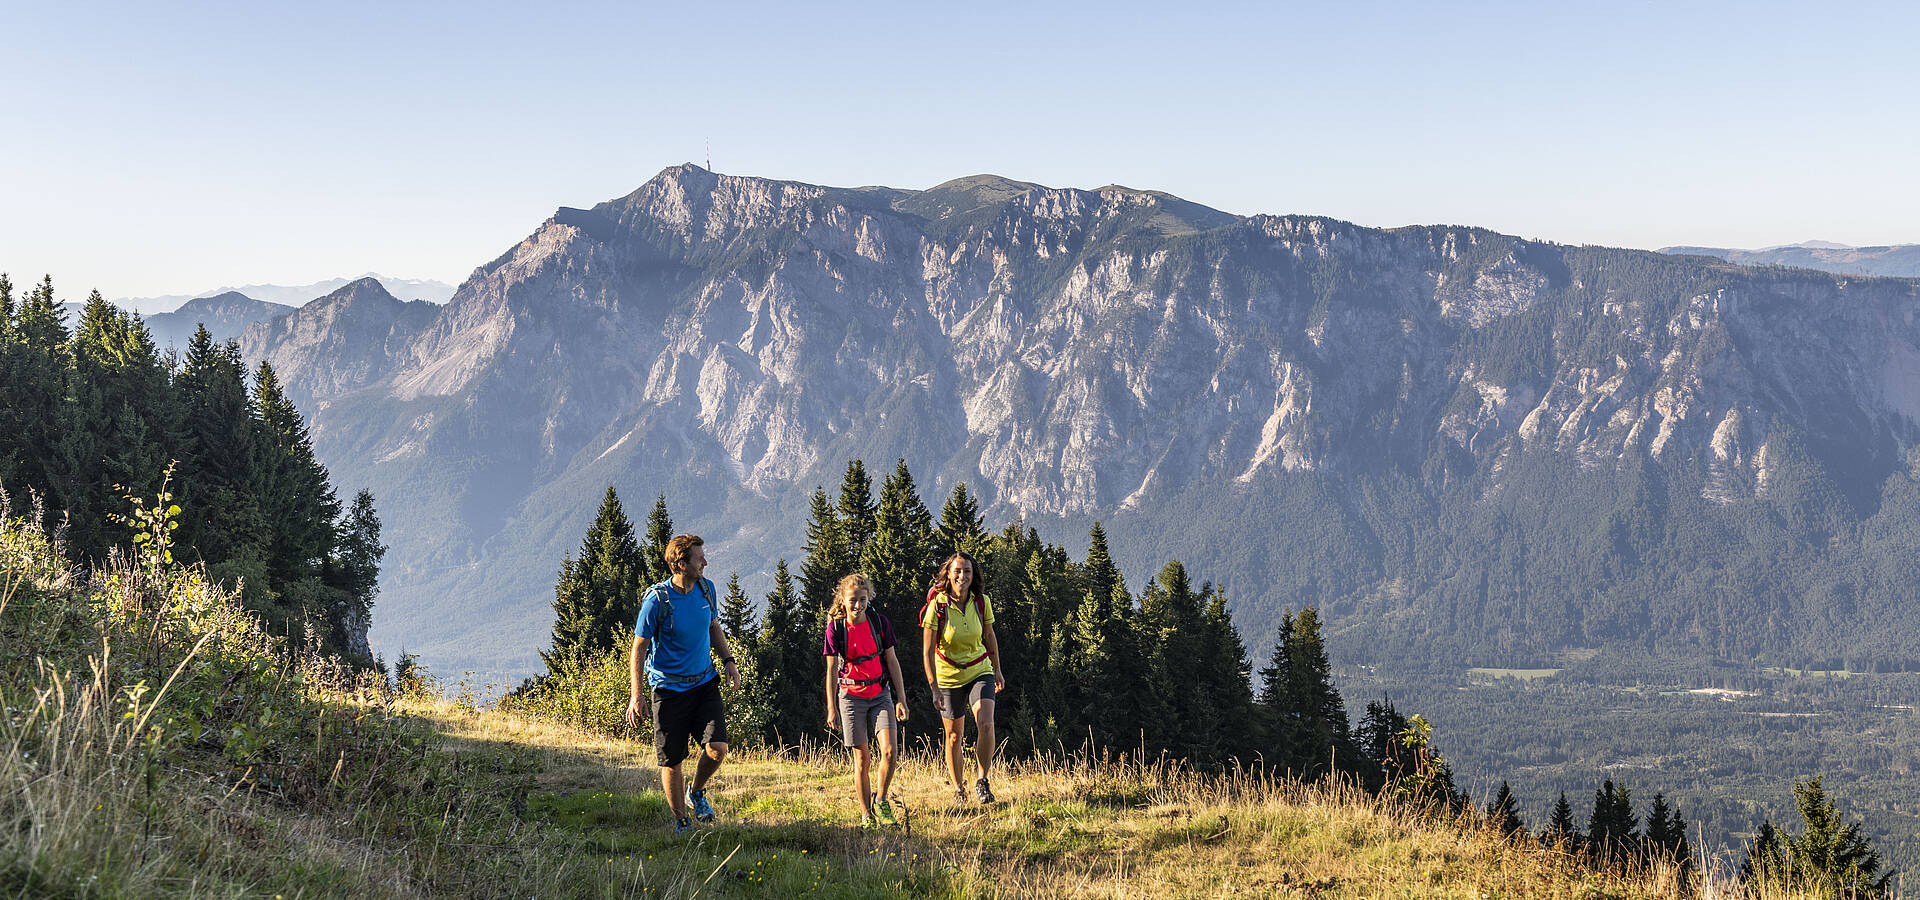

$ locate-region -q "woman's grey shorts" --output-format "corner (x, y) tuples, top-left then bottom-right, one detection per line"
(932, 674), (996, 720)
(838, 688), (897, 748)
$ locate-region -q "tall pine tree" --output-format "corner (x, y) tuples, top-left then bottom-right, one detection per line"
(1488, 781), (1525, 839)
(835, 460), (876, 560)
(252, 361), (341, 589)
(720, 572), (755, 642)
(755, 560), (820, 747)
(1587, 780), (1638, 863)
(642, 494), (673, 587)
(541, 487), (645, 675)
(1544, 791), (1580, 849)
(2, 276), (75, 517)
(64, 292), (168, 558)
(932, 481), (988, 562)
(332, 490), (385, 659)
(862, 459), (935, 730)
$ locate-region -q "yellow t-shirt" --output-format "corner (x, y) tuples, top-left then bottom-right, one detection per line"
(921, 591), (996, 688)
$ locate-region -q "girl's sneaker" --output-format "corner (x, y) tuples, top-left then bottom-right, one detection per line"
(687, 789), (716, 823)
(875, 799), (899, 826)
(673, 816), (694, 834)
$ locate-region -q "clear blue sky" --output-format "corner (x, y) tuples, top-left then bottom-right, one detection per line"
(5, 1), (1917, 301)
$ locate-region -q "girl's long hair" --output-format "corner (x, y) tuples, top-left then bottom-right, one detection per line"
(930, 552), (985, 606)
(829, 573), (874, 625)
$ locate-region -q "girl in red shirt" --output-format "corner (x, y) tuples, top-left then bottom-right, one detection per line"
(823, 573), (910, 827)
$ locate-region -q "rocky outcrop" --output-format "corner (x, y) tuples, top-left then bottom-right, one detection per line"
(237, 278), (438, 412)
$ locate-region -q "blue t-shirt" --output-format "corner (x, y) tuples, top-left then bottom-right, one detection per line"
(636, 577), (718, 691)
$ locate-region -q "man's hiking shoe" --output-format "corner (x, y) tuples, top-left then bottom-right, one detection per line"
(673, 816), (694, 834)
(953, 788), (969, 805)
(875, 798), (899, 826)
(688, 789), (715, 823)
(859, 814), (878, 830)
(975, 778), (995, 804)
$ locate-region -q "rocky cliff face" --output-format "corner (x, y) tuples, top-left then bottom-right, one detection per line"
(245, 166), (1920, 680)
(237, 277), (438, 412)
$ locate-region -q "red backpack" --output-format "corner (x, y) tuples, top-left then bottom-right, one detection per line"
(919, 583), (989, 668)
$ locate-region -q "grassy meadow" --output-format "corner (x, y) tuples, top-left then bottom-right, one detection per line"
(0, 499), (1877, 899)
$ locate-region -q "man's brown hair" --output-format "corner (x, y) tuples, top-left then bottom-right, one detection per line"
(664, 533), (704, 574)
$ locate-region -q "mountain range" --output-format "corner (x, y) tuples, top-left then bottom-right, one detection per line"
(233, 165), (1920, 684)
(114, 273), (457, 315)
(1661, 241), (1920, 278)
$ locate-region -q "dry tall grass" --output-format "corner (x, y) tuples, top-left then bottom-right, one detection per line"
(437, 696), (1833, 900)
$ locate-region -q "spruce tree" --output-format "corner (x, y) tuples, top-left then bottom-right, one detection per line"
(756, 560), (819, 746)
(174, 329), (270, 609)
(933, 481), (988, 562)
(1743, 821), (1787, 886)
(1067, 577), (1150, 752)
(642, 494), (673, 586)
(1587, 780), (1637, 863)
(1545, 791), (1580, 849)
(1077, 522), (1125, 622)
(1258, 612), (1294, 708)
(64, 292), (168, 558)
(1137, 560), (1207, 759)
(1643, 792), (1692, 879)
(1488, 781), (1525, 838)
(1355, 696), (1409, 791)
(541, 487), (645, 675)
(836, 460), (876, 562)
(0, 273), (15, 488)
(1196, 587), (1255, 763)
(720, 572), (755, 642)
(1283, 607), (1349, 775)
(798, 487), (849, 619)
(252, 361), (341, 588)
(862, 459), (935, 728)
(332, 490), (385, 659)
(2, 276), (75, 518)
(1746, 777), (1892, 898)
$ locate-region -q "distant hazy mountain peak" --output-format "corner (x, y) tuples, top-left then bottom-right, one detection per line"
(315, 276), (401, 306)
(1769, 240), (1854, 251)
(1658, 241), (1920, 277)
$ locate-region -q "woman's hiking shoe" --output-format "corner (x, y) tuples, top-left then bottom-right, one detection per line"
(975, 779), (995, 804)
(875, 799), (899, 826)
(673, 816), (694, 834)
(687, 789), (716, 823)
(859, 814), (878, 830)
(952, 788), (969, 806)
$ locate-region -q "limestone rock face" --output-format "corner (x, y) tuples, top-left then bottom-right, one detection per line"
(242, 165), (1920, 678)
(237, 277), (438, 413)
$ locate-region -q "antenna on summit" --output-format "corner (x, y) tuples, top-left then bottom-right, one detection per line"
(706, 138), (711, 172)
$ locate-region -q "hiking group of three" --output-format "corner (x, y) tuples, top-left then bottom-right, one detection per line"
(623, 534), (1004, 832)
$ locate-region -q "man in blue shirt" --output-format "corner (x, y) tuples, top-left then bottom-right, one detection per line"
(625, 534), (742, 832)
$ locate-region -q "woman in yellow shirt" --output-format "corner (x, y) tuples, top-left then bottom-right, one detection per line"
(920, 552), (1005, 804)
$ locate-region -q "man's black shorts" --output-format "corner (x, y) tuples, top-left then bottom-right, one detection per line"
(652, 676), (728, 767)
